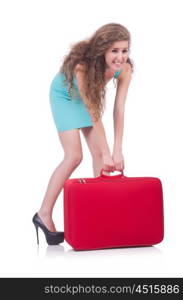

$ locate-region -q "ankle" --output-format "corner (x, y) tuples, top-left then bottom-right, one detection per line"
(37, 210), (57, 232)
(38, 209), (53, 218)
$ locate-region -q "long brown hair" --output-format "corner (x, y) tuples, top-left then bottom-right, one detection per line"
(60, 23), (134, 121)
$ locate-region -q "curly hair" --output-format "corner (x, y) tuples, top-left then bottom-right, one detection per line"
(60, 23), (134, 121)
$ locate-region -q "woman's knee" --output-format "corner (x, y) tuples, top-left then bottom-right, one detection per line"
(90, 148), (103, 161)
(58, 129), (83, 166)
(81, 127), (103, 161)
(64, 152), (83, 166)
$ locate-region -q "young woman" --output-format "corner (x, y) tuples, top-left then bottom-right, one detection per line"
(33, 23), (133, 245)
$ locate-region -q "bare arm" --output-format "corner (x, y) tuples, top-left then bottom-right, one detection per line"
(113, 63), (132, 152)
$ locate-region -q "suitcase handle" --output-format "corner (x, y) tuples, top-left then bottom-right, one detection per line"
(100, 168), (125, 179)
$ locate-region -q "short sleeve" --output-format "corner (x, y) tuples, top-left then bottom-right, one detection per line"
(113, 69), (123, 78)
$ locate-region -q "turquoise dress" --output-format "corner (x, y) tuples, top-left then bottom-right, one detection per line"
(49, 70), (122, 132)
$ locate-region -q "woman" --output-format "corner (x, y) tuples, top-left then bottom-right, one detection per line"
(33, 23), (133, 245)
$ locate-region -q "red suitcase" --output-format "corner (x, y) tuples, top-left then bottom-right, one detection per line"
(63, 169), (164, 251)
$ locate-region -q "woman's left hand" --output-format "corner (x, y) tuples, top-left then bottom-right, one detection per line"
(112, 150), (125, 171)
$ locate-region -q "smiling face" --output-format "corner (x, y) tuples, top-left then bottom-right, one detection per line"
(104, 40), (129, 71)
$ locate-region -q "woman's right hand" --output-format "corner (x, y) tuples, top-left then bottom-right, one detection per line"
(102, 153), (115, 174)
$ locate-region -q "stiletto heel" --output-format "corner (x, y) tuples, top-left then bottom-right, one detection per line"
(32, 213), (64, 245)
(34, 224), (39, 245)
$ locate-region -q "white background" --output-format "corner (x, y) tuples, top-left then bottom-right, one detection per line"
(0, 0), (183, 277)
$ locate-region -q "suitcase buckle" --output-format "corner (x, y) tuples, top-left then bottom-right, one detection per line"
(78, 179), (86, 183)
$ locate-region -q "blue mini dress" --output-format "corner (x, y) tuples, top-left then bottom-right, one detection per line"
(49, 70), (122, 132)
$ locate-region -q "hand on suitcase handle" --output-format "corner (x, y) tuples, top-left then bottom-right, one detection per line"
(100, 168), (125, 178)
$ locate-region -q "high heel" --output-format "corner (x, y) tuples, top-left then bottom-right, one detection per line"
(34, 223), (39, 244)
(32, 213), (64, 245)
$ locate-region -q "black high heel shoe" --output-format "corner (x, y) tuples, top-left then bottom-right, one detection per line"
(32, 213), (64, 245)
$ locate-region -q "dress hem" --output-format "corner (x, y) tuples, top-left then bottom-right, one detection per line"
(57, 124), (93, 132)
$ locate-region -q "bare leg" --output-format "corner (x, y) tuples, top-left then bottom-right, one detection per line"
(81, 126), (111, 177)
(92, 154), (104, 177)
(38, 129), (83, 232)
